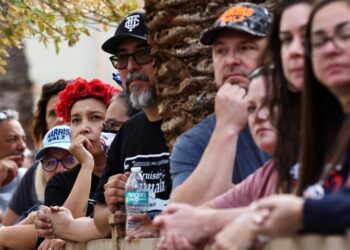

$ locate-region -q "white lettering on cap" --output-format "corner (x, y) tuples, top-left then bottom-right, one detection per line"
(125, 15), (140, 32)
(46, 128), (70, 144)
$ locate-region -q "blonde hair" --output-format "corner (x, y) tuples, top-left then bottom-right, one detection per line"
(34, 162), (47, 202)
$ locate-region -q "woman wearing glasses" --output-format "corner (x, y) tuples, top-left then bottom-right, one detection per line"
(212, 1), (350, 248)
(0, 125), (76, 249)
(23, 125), (77, 220)
(256, 0), (350, 232)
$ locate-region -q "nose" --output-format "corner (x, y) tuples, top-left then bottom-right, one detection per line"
(289, 37), (304, 58)
(55, 117), (64, 126)
(17, 138), (26, 152)
(78, 121), (91, 135)
(224, 50), (241, 66)
(126, 54), (141, 72)
(56, 161), (66, 173)
(256, 106), (270, 121)
(322, 39), (342, 55)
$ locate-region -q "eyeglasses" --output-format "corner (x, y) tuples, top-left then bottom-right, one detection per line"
(248, 63), (274, 80)
(41, 155), (77, 172)
(310, 21), (350, 52)
(109, 48), (153, 69)
(102, 120), (124, 134)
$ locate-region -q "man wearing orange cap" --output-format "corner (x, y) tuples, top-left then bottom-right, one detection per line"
(170, 3), (271, 205)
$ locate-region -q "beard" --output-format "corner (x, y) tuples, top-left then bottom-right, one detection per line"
(125, 71), (157, 109)
(128, 86), (157, 109)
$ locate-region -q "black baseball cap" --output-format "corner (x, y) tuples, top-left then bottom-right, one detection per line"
(200, 3), (270, 45)
(102, 12), (147, 54)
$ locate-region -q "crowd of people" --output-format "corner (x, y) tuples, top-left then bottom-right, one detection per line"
(0, 0), (350, 249)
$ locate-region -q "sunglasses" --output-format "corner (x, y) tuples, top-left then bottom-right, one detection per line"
(41, 155), (77, 172)
(109, 48), (153, 69)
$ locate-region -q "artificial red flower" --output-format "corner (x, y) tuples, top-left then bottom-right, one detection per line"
(56, 77), (119, 122)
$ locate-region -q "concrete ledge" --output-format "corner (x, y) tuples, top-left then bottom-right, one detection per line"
(65, 235), (348, 250)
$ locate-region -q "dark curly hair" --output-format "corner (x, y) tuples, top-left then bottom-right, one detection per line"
(31, 79), (68, 149)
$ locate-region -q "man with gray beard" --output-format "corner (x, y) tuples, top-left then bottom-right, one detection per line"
(126, 71), (157, 109)
(92, 12), (172, 241)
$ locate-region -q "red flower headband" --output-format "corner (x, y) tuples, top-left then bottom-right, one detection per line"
(56, 77), (119, 122)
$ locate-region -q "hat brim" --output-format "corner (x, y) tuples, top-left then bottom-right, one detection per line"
(34, 143), (71, 161)
(200, 25), (266, 46)
(102, 34), (147, 54)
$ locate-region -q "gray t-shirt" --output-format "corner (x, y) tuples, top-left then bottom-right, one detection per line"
(0, 167), (27, 212)
(170, 114), (270, 190)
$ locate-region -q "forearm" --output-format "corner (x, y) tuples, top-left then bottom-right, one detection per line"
(2, 208), (19, 226)
(93, 204), (112, 235)
(56, 217), (107, 242)
(303, 188), (350, 234)
(171, 127), (238, 205)
(64, 166), (93, 218)
(203, 207), (249, 236)
(0, 224), (37, 249)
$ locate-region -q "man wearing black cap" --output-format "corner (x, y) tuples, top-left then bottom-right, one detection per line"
(170, 3), (271, 205)
(34, 11), (170, 242)
(93, 11), (172, 239)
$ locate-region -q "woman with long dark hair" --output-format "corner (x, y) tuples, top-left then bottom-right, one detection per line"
(242, 0), (350, 240)
(264, 0), (312, 193)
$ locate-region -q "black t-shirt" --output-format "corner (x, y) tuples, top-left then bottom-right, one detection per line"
(93, 111), (171, 214)
(9, 162), (39, 216)
(44, 166), (100, 216)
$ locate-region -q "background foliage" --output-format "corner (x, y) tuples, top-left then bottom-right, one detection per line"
(0, 0), (138, 74)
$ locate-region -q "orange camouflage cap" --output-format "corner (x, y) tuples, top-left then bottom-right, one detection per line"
(200, 3), (271, 45)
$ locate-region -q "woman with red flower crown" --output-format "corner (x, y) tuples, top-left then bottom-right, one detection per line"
(37, 77), (119, 249)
